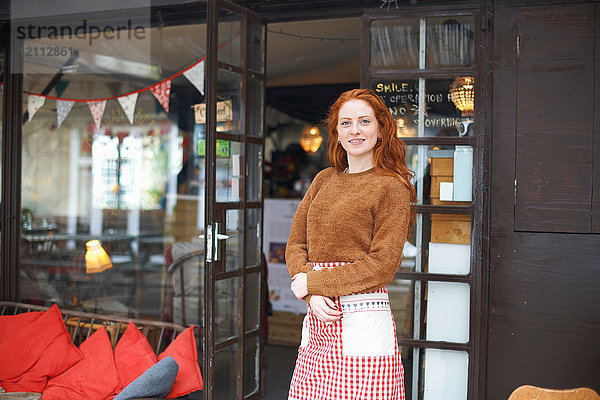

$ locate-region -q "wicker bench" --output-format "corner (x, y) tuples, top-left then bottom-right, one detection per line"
(0, 301), (194, 400)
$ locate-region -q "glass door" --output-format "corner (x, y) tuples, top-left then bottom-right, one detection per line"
(204, 1), (265, 399)
(362, 8), (486, 400)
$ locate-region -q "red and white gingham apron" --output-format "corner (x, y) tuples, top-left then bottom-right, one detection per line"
(288, 262), (405, 400)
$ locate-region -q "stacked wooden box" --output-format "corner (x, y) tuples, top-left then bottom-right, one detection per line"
(429, 155), (471, 245)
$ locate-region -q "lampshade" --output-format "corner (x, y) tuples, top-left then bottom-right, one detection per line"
(300, 125), (323, 154)
(449, 77), (475, 117)
(85, 240), (113, 274)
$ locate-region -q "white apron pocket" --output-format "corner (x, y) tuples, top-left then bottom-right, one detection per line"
(340, 290), (396, 356)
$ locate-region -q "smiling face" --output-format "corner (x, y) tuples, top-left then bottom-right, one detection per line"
(336, 99), (380, 172)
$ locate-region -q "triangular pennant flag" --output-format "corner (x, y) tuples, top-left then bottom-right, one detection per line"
(88, 100), (107, 130)
(28, 95), (46, 121)
(183, 61), (204, 95)
(151, 80), (171, 113)
(56, 100), (75, 128)
(117, 92), (138, 124)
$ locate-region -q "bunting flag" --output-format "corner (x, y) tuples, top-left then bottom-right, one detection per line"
(117, 92), (138, 124)
(183, 61), (205, 95)
(151, 80), (171, 113)
(56, 100), (75, 128)
(88, 100), (107, 130)
(28, 95), (46, 121)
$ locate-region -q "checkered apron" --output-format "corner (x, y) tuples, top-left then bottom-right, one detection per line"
(288, 262), (405, 400)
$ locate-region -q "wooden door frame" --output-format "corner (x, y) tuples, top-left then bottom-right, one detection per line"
(205, 1), (266, 398)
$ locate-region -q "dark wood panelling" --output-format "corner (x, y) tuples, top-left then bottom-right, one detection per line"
(593, 3), (600, 233)
(495, 0), (597, 7)
(487, 232), (600, 398)
(490, 6), (517, 234)
(490, 2), (600, 399)
(514, 4), (594, 233)
(232, 0), (484, 22)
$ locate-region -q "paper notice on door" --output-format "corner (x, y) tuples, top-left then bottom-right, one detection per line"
(232, 154), (240, 177)
(231, 177), (240, 200)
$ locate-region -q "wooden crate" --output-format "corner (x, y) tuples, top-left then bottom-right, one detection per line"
(430, 156), (471, 245)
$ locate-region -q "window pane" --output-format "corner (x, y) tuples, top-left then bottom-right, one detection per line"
(248, 19), (265, 73)
(426, 16), (475, 69)
(215, 277), (240, 342)
(424, 78), (474, 137)
(423, 349), (468, 400)
(168, 244), (204, 326)
(245, 208), (261, 268)
(396, 346), (469, 400)
(370, 79), (419, 138)
(224, 209), (243, 271)
(246, 142), (262, 202)
(218, 8), (241, 67)
(217, 69), (242, 135)
(216, 140), (242, 203)
(215, 344), (238, 400)
(244, 272), (260, 332)
(247, 76), (264, 137)
(425, 282), (470, 342)
(391, 278), (470, 343)
(19, 6), (209, 320)
(370, 19), (420, 70)
(406, 145), (474, 206)
(243, 336), (260, 396)
(371, 78), (475, 138)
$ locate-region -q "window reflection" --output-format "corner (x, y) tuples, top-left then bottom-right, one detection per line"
(370, 78), (475, 138)
(426, 16), (474, 68)
(370, 19), (420, 70)
(18, 10), (209, 324)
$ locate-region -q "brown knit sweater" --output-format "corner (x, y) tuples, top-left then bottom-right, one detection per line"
(285, 167), (411, 298)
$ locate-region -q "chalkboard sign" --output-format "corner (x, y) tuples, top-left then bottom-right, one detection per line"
(371, 79), (465, 137)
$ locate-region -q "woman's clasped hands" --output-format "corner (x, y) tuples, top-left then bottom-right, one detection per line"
(291, 272), (342, 323)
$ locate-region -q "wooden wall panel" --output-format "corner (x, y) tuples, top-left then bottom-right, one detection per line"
(489, 1), (600, 399)
(487, 232), (600, 398)
(490, 6), (518, 234)
(514, 3), (594, 233)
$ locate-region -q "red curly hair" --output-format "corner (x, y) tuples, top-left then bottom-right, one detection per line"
(327, 88), (416, 205)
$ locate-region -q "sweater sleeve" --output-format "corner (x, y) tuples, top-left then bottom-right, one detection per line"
(305, 181), (411, 297)
(285, 169), (330, 278)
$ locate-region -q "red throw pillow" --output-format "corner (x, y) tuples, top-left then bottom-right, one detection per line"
(0, 304), (83, 392)
(113, 322), (157, 387)
(158, 326), (203, 399)
(0, 309), (43, 339)
(42, 326), (122, 400)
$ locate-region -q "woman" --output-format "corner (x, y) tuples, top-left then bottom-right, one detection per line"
(286, 88), (416, 400)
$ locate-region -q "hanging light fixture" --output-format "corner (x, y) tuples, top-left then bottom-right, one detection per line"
(449, 76), (475, 117)
(85, 240), (113, 274)
(299, 125), (323, 154)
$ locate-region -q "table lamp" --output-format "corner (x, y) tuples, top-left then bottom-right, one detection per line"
(85, 240), (113, 274)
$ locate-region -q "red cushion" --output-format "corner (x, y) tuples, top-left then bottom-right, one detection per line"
(0, 309), (43, 338)
(0, 304), (83, 392)
(113, 322), (157, 387)
(158, 326), (203, 399)
(42, 326), (122, 400)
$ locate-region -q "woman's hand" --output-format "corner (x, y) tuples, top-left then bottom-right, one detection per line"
(309, 295), (342, 323)
(290, 273), (308, 299)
